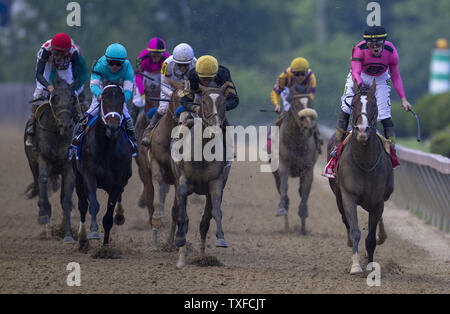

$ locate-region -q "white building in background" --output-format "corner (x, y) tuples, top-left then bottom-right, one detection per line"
(429, 38), (450, 94)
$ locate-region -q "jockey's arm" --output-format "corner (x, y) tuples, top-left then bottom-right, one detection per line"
(351, 46), (364, 86)
(308, 72), (317, 101)
(36, 49), (51, 89)
(70, 51), (80, 93)
(270, 71), (288, 109)
(90, 68), (103, 100)
(123, 61), (135, 102)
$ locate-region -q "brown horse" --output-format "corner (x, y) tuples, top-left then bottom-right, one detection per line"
(146, 80), (185, 249)
(170, 83), (231, 268)
(327, 80), (392, 274)
(135, 79), (161, 217)
(273, 94), (319, 235)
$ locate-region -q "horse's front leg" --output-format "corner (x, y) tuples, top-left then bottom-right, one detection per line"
(175, 177), (190, 268)
(75, 169), (89, 252)
(277, 164), (289, 230)
(298, 167), (313, 236)
(61, 164), (75, 244)
(102, 188), (122, 246)
(37, 156), (52, 233)
(209, 179), (228, 248)
(341, 191), (362, 274)
(84, 175), (100, 240)
(366, 203), (384, 264)
(199, 194), (213, 255)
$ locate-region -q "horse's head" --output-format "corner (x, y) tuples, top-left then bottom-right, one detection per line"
(144, 77), (162, 112)
(297, 108), (319, 134)
(49, 74), (76, 136)
(351, 80), (378, 143)
(100, 82), (125, 140)
(289, 93), (314, 129)
(198, 83), (227, 128)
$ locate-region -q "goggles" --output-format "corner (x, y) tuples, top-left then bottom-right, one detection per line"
(293, 70), (308, 77)
(107, 60), (124, 67)
(366, 40), (385, 49)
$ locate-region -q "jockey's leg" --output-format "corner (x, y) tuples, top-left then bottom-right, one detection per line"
(123, 105), (138, 155)
(330, 111), (350, 158)
(72, 97), (98, 146)
(141, 103), (166, 148)
(381, 118), (396, 146)
(26, 87), (47, 146)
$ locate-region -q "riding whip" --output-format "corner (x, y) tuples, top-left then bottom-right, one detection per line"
(409, 108), (422, 142)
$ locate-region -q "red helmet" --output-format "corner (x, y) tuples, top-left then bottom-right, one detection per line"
(51, 33), (72, 52)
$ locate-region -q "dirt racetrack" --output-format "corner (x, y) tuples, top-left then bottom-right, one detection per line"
(0, 123), (449, 294)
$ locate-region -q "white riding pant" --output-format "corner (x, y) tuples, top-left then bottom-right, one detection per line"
(341, 71), (392, 121)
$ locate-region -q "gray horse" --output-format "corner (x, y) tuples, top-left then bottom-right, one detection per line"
(24, 74), (77, 243)
(170, 83), (231, 268)
(327, 80), (392, 274)
(273, 94), (319, 235)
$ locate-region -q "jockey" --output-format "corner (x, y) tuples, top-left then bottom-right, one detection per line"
(324, 25), (412, 178)
(330, 25), (412, 159)
(180, 55), (239, 120)
(134, 37), (170, 103)
(270, 57), (317, 114)
(270, 57), (322, 153)
(25, 33), (87, 146)
(141, 43), (197, 147)
(72, 43), (138, 154)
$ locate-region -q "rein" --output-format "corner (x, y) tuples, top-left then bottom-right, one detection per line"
(100, 85), (124, 125)
(37, 93), (73, 133)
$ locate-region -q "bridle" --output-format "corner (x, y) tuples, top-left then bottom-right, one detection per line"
(37, 91), (74, 133)
(100, 85), (124, 125)
(344, 89), (377, 130)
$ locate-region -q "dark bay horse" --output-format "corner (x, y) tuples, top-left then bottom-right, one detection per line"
(171, 83), (231, 268)
(135, 78), (160, 215)
(327, 80), (393, 274)
(273, 94), (319, 235)
(74, 83), (132, 250)
(147, 80), (185, 250)
(24, 74), (77, 243)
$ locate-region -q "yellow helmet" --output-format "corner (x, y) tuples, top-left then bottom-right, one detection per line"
(290, 57), (309, 72)
(196, 55), (219, 78)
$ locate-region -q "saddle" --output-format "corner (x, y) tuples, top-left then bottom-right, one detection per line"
(322, 131), (399, 179)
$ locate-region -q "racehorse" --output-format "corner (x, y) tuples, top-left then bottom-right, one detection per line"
(273, 93), (319, 235)
(135, 77), (161, 216)
(146, 80), (185, 249)
(171, 83), (231, 268)
(327, 80), (392, 274)
(73, 82), (132, 250)
(24, 73), (78, 243)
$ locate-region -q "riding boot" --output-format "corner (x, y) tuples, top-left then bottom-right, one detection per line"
(382, 118), (396, 148)
(330, 111), (350, 158)
(141, 111), (163, 147)
(72, 115), (90, 146)
(25, 103), (39, 147)
(126, 118), (138, 155)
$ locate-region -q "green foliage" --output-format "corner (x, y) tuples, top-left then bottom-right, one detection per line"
(1, 0), (450, 128)
(430, 127), (450, 157)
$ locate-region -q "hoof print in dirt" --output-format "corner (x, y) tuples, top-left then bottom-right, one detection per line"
(92, 246), (122, 259)
(188, 255), (224, 267)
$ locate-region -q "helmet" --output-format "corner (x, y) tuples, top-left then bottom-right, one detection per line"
(363, 25), (387, 42)
(148, 37), (166, 52)
(173, 43), (195, 64)
(51, 33), (72, 52)
(290, 57), (309, 72)
(196, 55), (218, 78)
(105, 43), (127, 61)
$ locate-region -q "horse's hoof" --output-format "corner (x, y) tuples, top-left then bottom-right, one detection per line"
(174, 237), (186, 248)
(276, 208), (288, 217)
(216, 238), (228, 248)
(114, 214), (125, 226)
(79, 240), (90, 253)
(300, 229), (307, 236)
(350, 265), (363, 275)
(63, 236), (75, 244)
(176, 260), (187, 268)
(88, 232), (101, 240)
(38, 215), (50, 225)
(377, 235), (388, 245)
